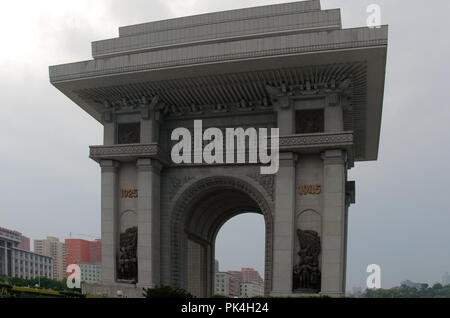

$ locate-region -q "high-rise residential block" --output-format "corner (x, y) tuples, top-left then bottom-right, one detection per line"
(64, 239), (102, 277)
(34, 236), (65, 281)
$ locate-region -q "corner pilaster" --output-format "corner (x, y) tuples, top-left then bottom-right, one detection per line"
(320, 149), (348, 296)
(136, 158), (162, 288)
(140, 96), (162, 144)
(324, 93), (344, 133)
(274, 97), (295, 136)
(100, 160), (120, 285)
(271, 152), (298, 296)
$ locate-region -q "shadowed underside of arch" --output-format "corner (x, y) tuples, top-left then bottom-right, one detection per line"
(170, 176), (273, 296)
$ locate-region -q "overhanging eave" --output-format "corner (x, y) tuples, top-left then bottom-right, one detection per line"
(50, 26), (388, 162)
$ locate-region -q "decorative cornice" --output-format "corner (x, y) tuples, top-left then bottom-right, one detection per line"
(277, 132), (354, 165)
(90, 143), (164, 163)
(279, 132), (353, 148)
(73, 62), (365, 120)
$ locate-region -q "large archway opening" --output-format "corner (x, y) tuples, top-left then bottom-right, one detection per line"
(170, 176), (273, 297)
(215, 213), (265, 298)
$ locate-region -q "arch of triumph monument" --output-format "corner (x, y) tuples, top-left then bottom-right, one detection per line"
(49, 0), (388, 297)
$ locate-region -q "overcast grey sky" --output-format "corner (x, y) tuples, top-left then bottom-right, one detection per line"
(1, 0), (449, 291)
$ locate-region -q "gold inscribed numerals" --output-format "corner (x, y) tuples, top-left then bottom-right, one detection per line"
(298, 185), (321, 195)
(120, 189), (138, 199)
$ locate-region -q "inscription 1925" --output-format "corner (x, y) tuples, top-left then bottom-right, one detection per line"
(120, 189), (138, 199)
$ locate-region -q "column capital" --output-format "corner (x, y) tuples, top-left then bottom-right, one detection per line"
(321, 149), (347, 165)
(280, 152), (298, 161)
(273, 95), (293, 111)
(140, 95), (163, 121)
(325, 93), (341, 107)
(100, 160), (120, 171)
(136, 158), (163, 174)
(279, 152), (298, 167)
(266, 85), (293, 110)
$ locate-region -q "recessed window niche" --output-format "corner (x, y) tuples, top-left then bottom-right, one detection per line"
(296, 109), (324, 134)
(117, 123), (141, 144)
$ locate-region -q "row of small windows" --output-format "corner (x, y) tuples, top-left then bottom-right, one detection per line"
(15, 264), (51, 270)
(81, 269), (100, 272)
(15, 267), (51, 275)
(15, 274), (52, 280)
(16, 252), (51, 262)
(15, 259), (50, 266)
(0, 234), (21, 241)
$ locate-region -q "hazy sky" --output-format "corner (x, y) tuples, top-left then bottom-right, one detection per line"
(1, 0), (449, 291)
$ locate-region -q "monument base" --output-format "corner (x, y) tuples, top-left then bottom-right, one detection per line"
(82, 282), (146, 298)
(270, 291), (345, 298)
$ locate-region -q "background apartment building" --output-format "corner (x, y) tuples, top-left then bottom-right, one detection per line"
(79, 262), (101, 284)
(18, 236), (30, 252)
(64, 238), (101, 277)
(215, 272), (233, 297)
(239, 281), (264, 298)
(214, 262), (264, 298)
(0, 227), (53, 280)
(0, 226), (30, 252)
(34, 236), (65, 281)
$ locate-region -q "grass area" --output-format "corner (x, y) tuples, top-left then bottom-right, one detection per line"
(0, 281), (103, 298)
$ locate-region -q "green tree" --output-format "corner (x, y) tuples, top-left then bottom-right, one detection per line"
(362, 283), (450, 298)
(0, 275), (80, 293)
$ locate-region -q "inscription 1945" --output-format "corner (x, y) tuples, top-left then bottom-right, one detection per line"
(299, 185), (321, 196)
(120, 189), (138, 199)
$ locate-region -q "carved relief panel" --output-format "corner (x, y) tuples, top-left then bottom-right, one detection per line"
(293, 210), (322, 293)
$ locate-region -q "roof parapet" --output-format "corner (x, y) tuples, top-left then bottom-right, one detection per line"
(118, 0), (321, 37)
(92, 8), (341, 59)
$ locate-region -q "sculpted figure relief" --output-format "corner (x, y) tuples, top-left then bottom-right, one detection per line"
(117, 226), (138, 282)
(293, 229), (321, 293)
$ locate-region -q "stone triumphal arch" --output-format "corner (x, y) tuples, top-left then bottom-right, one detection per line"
(50, 0), (388, 297)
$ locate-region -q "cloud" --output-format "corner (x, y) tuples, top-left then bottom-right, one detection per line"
(105, 0), (171, 28)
